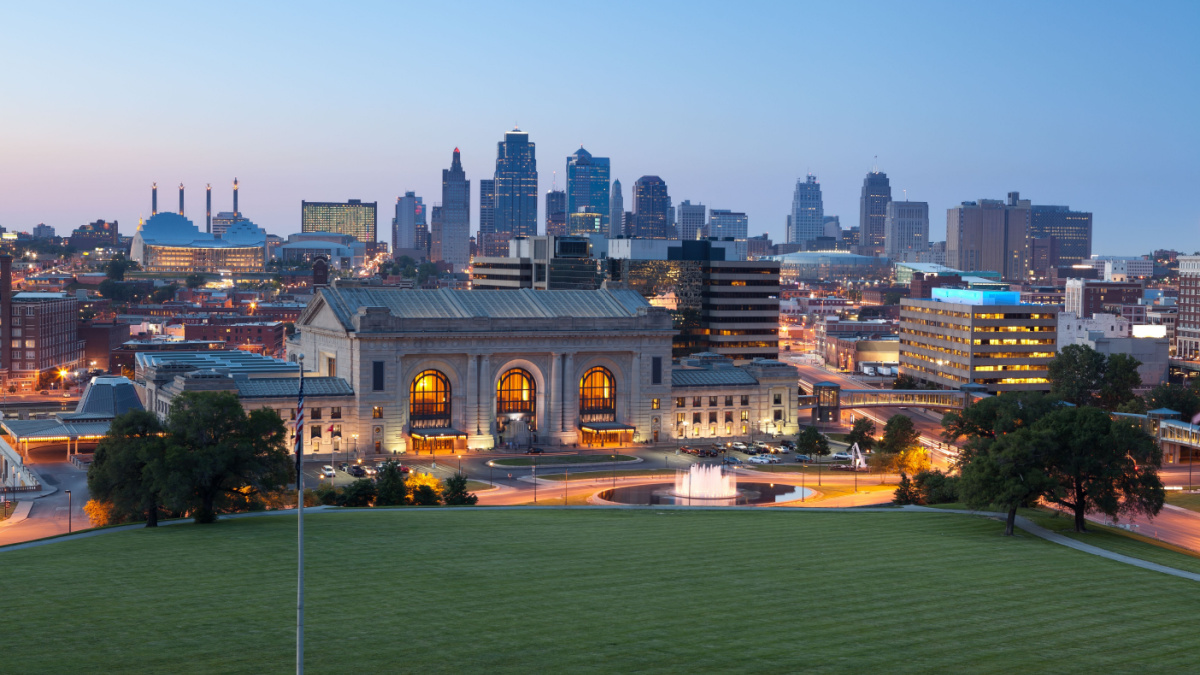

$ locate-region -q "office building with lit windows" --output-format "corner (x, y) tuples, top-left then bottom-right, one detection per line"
(301, 199), (377, 243)
(131, 212), (265, 274)
(899, 288), (1058, 393)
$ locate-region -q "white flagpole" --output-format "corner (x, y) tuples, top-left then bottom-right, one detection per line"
(295, 354), (305, 675)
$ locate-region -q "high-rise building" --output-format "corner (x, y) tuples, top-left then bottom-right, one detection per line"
(708, 209), (748, 240)
(493, 128), (538, 252)
(434, 148), (470, 270)
(789, 175), (824, 245)
(609, 180), (624, 237)
(546, 189), (567, 236)
(478, 179), (497, 256)
(567, 211), (603, 237)
(301, 199), (377, 243)
(823, 215), (841, 239)
(1030, 205), (1093, 266)
(392, 191), (425, 254)
(859, 170), (891, 255)
(566, 147), (610, 232)
(1176, 256), (1200, 359)
(428, 205), (443, 265)
(946, 192), (1030, 281)
(676, 200), (706, 240)
(631, 176), (670, 239)
(883, 201), (929, 258)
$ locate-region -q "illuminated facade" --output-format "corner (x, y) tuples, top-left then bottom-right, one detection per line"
(131, 211), (265, 273)
(301, 199), (377, 243)
(899, 288), (1058, 393)
(141, 244), (264, 273)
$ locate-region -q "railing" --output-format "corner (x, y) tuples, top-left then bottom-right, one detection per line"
(839, 389), (967, 410)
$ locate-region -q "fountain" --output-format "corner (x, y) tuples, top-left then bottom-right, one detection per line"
(674, 464), (737, 499)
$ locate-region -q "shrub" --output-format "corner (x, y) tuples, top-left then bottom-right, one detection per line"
(913, 469), (959, 504)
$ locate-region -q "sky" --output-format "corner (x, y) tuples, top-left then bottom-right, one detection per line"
(1, 0), (1197, 254)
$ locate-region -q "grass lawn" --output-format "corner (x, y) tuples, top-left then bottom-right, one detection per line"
(465, 480), (494, 492)
(1166, 491), (1200, 513)
(538, 469), (676, 482)
(2, 510), (1200, 673)
(491, 454), (639, 467)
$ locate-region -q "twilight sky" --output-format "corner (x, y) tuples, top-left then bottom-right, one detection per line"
(1, 1), (1197, 254)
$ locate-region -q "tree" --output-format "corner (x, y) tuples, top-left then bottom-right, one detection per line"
(958, 427), (1057, 535)
(795, 425), (830, 459)
(442, 472), (478, 506)
(892, 473), (922, 505)
(1048, 344), (1107, 406)
(157, 392), (292, 523)
(87, 410), (167, 527)
(912, 469), (959, 505)
(846, 417), (875, 452)
(1099, 353), (1142, 411)
(338, 479), (377, 507)
(1037, 406), (1164, 533)
(1142, 382), (1200, 421)
(151, 283), (179, 303)
(893, 374), (920, 390)
(879, 415), (920, 455)
(375, 461), (409, 506)
(105, 253), (135, 281)
(941, 391), (1060, 450)
(416, 262), (438, 284)
(406, 472), (443, 504)
(185, 273), (206, 289)
(413, 484), (442, 506)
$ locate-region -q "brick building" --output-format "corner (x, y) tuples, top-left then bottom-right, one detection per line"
(182, 321), (286, 356)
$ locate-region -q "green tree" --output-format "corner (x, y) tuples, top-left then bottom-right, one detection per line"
(185, 273), (206, 289)
(912, 469), (959, 505)
(338, 479), (377, 507)
(158, 392), (292, 523)
(846, 417), (875, 452)
(416, 262), (438, 284)
(151, 283), (178, 303)
(1047, 344), (1107, 406)
(892, 472), (922, 505)
(442, 472), (478, 506)
(879, 414), (920, 455)
(942, 391), (1060, 449)
(105, 253), (136, 281)
(1099, 353), (1142, 411)
(375, 461), (410, 506)
(1142, 382), (1200, 421)
(893, 374), (920, 390)
(1038, 406), (1164, 533)
(87, 410), (167, 527)
(795, 425), (830, 459)
(312, 482), (339, 505)
(412, 484), (442, 506)
(958, 427), (1057, 535)
(98, 279), (130, 302)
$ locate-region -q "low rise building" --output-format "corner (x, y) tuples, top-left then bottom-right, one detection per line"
(1058, 312), (1169, 387)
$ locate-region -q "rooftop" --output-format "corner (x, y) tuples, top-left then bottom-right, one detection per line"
(236, 377), (353, 399)
(135, 350), (299, 376)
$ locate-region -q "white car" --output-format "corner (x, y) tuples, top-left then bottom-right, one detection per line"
(320, 465), (336, 478)
(730, 442), (749, 451)
(751, 441), (770, 450)
(830, 452), (852, 461)
(747, 455), (773, 465)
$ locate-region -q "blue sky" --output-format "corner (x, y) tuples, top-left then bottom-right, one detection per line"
(0, 1), (1196, 254)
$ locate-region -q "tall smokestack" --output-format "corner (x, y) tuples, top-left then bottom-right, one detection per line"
(206, 184), (212, 233)
(233, 177), (239, 217)
(152, 182), (158, 216)
(0, 255), (11, 374)
(178, 183), (185, 216)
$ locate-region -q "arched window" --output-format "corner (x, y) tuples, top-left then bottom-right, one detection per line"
(497, 368), (536, 415)
(409, 370), (451, 427)
(579, 366), (616, 419)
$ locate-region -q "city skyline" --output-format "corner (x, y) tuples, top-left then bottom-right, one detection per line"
(0, 2), (1196, 254)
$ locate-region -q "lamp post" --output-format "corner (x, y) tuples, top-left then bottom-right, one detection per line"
(352, 433), (358, 461)
(65, 489), (71, 533)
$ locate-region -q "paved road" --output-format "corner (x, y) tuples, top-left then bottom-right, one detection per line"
(0, 447), (88, 546)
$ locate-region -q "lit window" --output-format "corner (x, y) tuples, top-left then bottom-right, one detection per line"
(651, 398), (660, 410)
(497, 368), (535, 415)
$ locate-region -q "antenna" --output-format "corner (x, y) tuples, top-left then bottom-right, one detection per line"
(873, 155), (878, 173)
(903, 189), (907, 201)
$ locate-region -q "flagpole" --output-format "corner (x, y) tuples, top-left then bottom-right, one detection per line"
(295, 354), (305, 675)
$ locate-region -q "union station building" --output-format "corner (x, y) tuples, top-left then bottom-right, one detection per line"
(289, 284), (800, 455)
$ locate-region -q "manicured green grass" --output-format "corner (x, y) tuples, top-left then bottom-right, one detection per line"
(1, 510), (1199, 673)
(538, 469), (676, 482)
(465, 480), (493, 492)
(491, 454), (638, 467)
(1166, 491), (1200, 513)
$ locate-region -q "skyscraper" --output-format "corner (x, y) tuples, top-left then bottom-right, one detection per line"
(435, 148), (470, 270)
(429, 205), (443, 262)
(1030, 204), (1093, 266)
(478, 179), (497, 256)
(301, 199), (377, 243)
(546, 189), (567, 236)
(566, 147), (610, 232)
(946, 191), (1030, 281)
(707, 209), (748, 240)
(609, 180), (624, 237)
(859, 170), (892, 255)
(883, 201), (929, 259)
(392, 191), (425, 254)
(676, 200), (706, 240)
(494, 128), (538, 250)
(631, 176), (670, 239)
(789, 175), (824, 245)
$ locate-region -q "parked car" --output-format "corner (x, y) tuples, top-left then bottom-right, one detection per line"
(794, 454), (813, 463)
(775, 445), (790, 454)
(526, 448), (544, 454)
(722, 456), (744, 466)
(747, 455), (773, 465)
(338, 463), (350, 472)
(347, 465), (366, 477)
(710, 444), (726, 454)
(751, 441), (770, 450)
(320, 465), (336, 479)
(363, 465), (378, 476)
(730, 442), (748, 451)
(830, 452), (852, 461)
(780, 440), (796, 450)
(764, 455), (782, 464)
